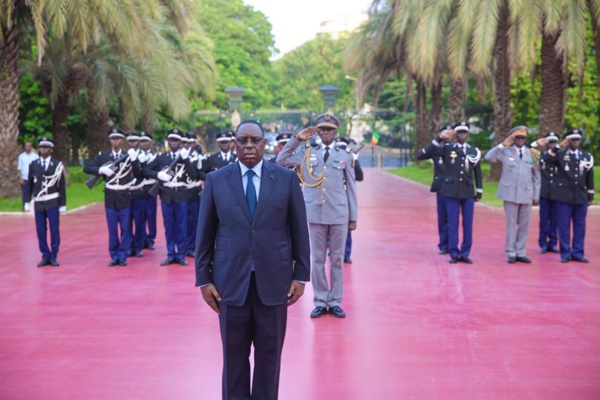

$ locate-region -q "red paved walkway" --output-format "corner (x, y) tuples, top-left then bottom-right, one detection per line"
(1, 169), (599, 399)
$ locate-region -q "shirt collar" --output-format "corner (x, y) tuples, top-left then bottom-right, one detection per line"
(239, 159), (263, 179)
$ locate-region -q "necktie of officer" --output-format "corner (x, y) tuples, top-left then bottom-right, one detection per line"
(324, 146), (330, 163)
(43, 159), (48, 171)
(246, 170), (257, 219)
(519, 149), (523, 160)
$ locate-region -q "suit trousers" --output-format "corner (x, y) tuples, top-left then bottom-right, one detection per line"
(310, 223), (348, 308)
(145, 196), (157, 246)
(436, 192), (449, 252)
(105, 206), (132, 261)
(186, 197), (200, 254)
(219, 273), (287, 400)
(131, 198), (146, 253)
(445, 197), (474, 259)
(344, 230), (352, 258)
(161, 199), (187, 260)
(503, 201), (531, 258)
(35, 207), (60, 260)
(538, 196), (558, 250)
(556, 201), (588, 260)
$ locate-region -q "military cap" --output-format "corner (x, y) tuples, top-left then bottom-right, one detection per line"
(314, 113), (340, 129)
(126, 132), (140, 141)
(216, 131), (233, 143)
(180, 132), (190, 143)
(565, 129), (582, 140)
(38, 136), (55, 148)
(453, 121), (470, 132)
(276, 132), (293, 144)
(108, 128), (125, 139)
(438, 124), (453, 133)
(167, 128), (183, 141)
(544, 131), (559, 142)
(139, 131), (153, 141)
(509, 125), (528, 137)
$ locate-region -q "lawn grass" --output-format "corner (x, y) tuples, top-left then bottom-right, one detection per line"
(0, 166), (104, 212)
(389, 164), (600, 208)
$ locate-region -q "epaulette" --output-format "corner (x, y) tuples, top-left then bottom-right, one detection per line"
(305, 142), (311, 148)
(345, 147), (352, 153)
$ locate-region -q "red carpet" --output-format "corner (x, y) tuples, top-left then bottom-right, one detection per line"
(1, 169), (599, 399)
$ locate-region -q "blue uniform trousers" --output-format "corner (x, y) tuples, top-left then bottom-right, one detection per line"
(556, 201), (587, 260)
(105, 207), (132, 262)
(186, 197), (200, 255)
(445, 197), (474, 259)
(131, 198), (147, 253)
(145, 196), (157, 247)
(538, 196), (558, 250)
(436, 192), (449, 252)
(161, 199), (187, 260)
(35, 207), (60, 261)
(344, 230), (352, 258)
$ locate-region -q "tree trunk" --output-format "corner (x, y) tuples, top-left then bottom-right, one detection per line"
(0, 26), (22, 197)
(52, 96), (70, 165)
(490, 0), (513, 181)
(86, 100), (109, 159)
(141, 107), (155, 136)
(448, 77), (466, 123)
(538, 31), (567, 137)
(414, 78), (428, 153)
(119, 99), (134, 132)
(429, 78), (443, 134)
(71, 131), (80, 166)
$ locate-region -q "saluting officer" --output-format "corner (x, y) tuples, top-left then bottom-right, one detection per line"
(183, 132), (207, 257)
(542, 129), (594, 263)
(277, 112), (358, 319)
(25, 137), (66, 267)
(418, 121), (483, 264)
(416, 124), (452, 255)
(268, 131), (293, 163)
(137, 132), (158, 250)
(144, 128), (198, 266)
(203, 131), (237, 172)
(84, 128), (142, 266)
(484, 126), (540, 264)
(532, 131), (560, 254)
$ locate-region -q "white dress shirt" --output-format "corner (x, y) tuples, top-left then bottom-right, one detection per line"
(18, 151), (39, 180)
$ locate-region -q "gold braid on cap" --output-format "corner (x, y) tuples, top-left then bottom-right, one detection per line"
(296, 147), (325, 188)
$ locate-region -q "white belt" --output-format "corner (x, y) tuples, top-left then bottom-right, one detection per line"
(106, 182), (135, 191)
(35, 192), (59, 202)
(185, 180), (203, 189)
(129, 179), (157, 191)
(163, 181), (187, 188)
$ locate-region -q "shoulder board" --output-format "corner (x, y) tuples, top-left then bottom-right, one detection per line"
(531, 148), (540, 155)
(305, 142), (311, 148)
(345, 147), (352, 153)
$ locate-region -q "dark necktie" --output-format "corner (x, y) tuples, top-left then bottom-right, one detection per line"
(246, 170), (257, 219)
(323, 147), (330, 163)
(43, 160), (48, 171)
(519, 149), (523, 160)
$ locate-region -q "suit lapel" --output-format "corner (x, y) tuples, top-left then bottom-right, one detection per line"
(254, 161), (276, 222)
(227, 163), (252, 223)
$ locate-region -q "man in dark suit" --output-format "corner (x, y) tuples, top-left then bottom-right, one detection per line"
(195, 120), (310, 400)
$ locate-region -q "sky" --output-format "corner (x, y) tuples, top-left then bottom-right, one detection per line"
(244, 0), (372, 58)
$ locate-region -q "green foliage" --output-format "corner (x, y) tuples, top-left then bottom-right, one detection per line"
(18, 71), (53, 143)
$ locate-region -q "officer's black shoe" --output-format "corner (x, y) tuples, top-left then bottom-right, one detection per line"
(549, 247), (560, 253)
(343, 256), (352, 264)
(540, 247), (548, 254)
(118, 259), (127, 267)
(49, 259), (60, 267)
(507, 257), (517, 264)
(516, 256), (532, 264)
(310, 306), (328, 318)
(439, 249), (448, 255)
(328, 306), (346, 318)
(128, 250), (133, 257)
(160, 258), (175, 266)
(186, 251), (195, 258)
(108, 259), (118, 267)
(134, 251), (143, 258)
(145, 243), (155, 251)
(461, 257), (473, 264)
(449, 257), (459, 264)
(560, 257), (570, 263)
(572, 257), (589, 263)
(37, 259), (49, 267)
(176, 258), (188, 266)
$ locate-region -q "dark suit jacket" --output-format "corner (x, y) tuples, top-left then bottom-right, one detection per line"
(26, 157), (66, 211)
(195, 160), (310, 306)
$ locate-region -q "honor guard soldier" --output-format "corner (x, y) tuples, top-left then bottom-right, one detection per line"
(277, 112), (358, 319)
(137, 132), (158, 250)
(532, 132), (560, 253)
(418, 121), (483, 264)
(542, 129), (594, 263)
(204, 131), (237, 172)
(25, 137), (66, 267)
(126, 132), (147, 257)
(84, 128), (142, 266)
(183, 132), (207, 257)
(485, 126), (540, 264)
(268, 131), (293, 163)
(416, 124), (452, 255)
(144, 128), (199, 266)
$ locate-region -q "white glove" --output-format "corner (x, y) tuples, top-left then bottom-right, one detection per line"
(24, 202), (31, 212)
(128, 148), (138, 161)
(352, 152), (359, 161)
(180, 147), (190, 160)
(59, 206), (66, 213)
(138, 152), (147, 163)
(99, 165), (115, 177)
(157, 171), (173, 182)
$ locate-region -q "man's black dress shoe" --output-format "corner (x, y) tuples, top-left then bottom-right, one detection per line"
(507, 257), (517, 264)
(134, 251), (143, 258)
(310, 306), (328, 318)
(108, 259), (118, 267)
(548, 247), (560, 253)
(560, 257), (570, 263)
(177, 258), (188, 266)
(145, 243), (155, 250)
(516, 256), (532, 264)
(49, 259), (60, 267)
(449, 257), (459, 264)
(439, 249), (448, 255)
(329, 306), (346, 318)
(461, 257), (473, 264)
(118, 259), (127, 267)
(186, 251), (195, 258)
(37, 259), (49, 267)
(572, 257), (589, 263)
(343, 256), (352, 264)
(160, 258), (175, 266)
(540, 247), (548, 254)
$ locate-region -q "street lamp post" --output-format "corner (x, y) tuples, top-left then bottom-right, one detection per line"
(319, 85), (339, 112)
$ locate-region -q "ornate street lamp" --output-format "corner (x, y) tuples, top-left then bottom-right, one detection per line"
(319, 85), (339, 112)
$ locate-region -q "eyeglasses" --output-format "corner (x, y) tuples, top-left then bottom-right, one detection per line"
(235, 137), (264, 145)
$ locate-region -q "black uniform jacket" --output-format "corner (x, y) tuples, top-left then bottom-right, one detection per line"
(26, 157), (66, 211)
(542, 148), (594, 204)
(144, 152), (199, 204)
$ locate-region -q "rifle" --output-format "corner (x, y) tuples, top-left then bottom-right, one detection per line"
(148, 154), (181, 197)
(85, 154), (129, 189)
